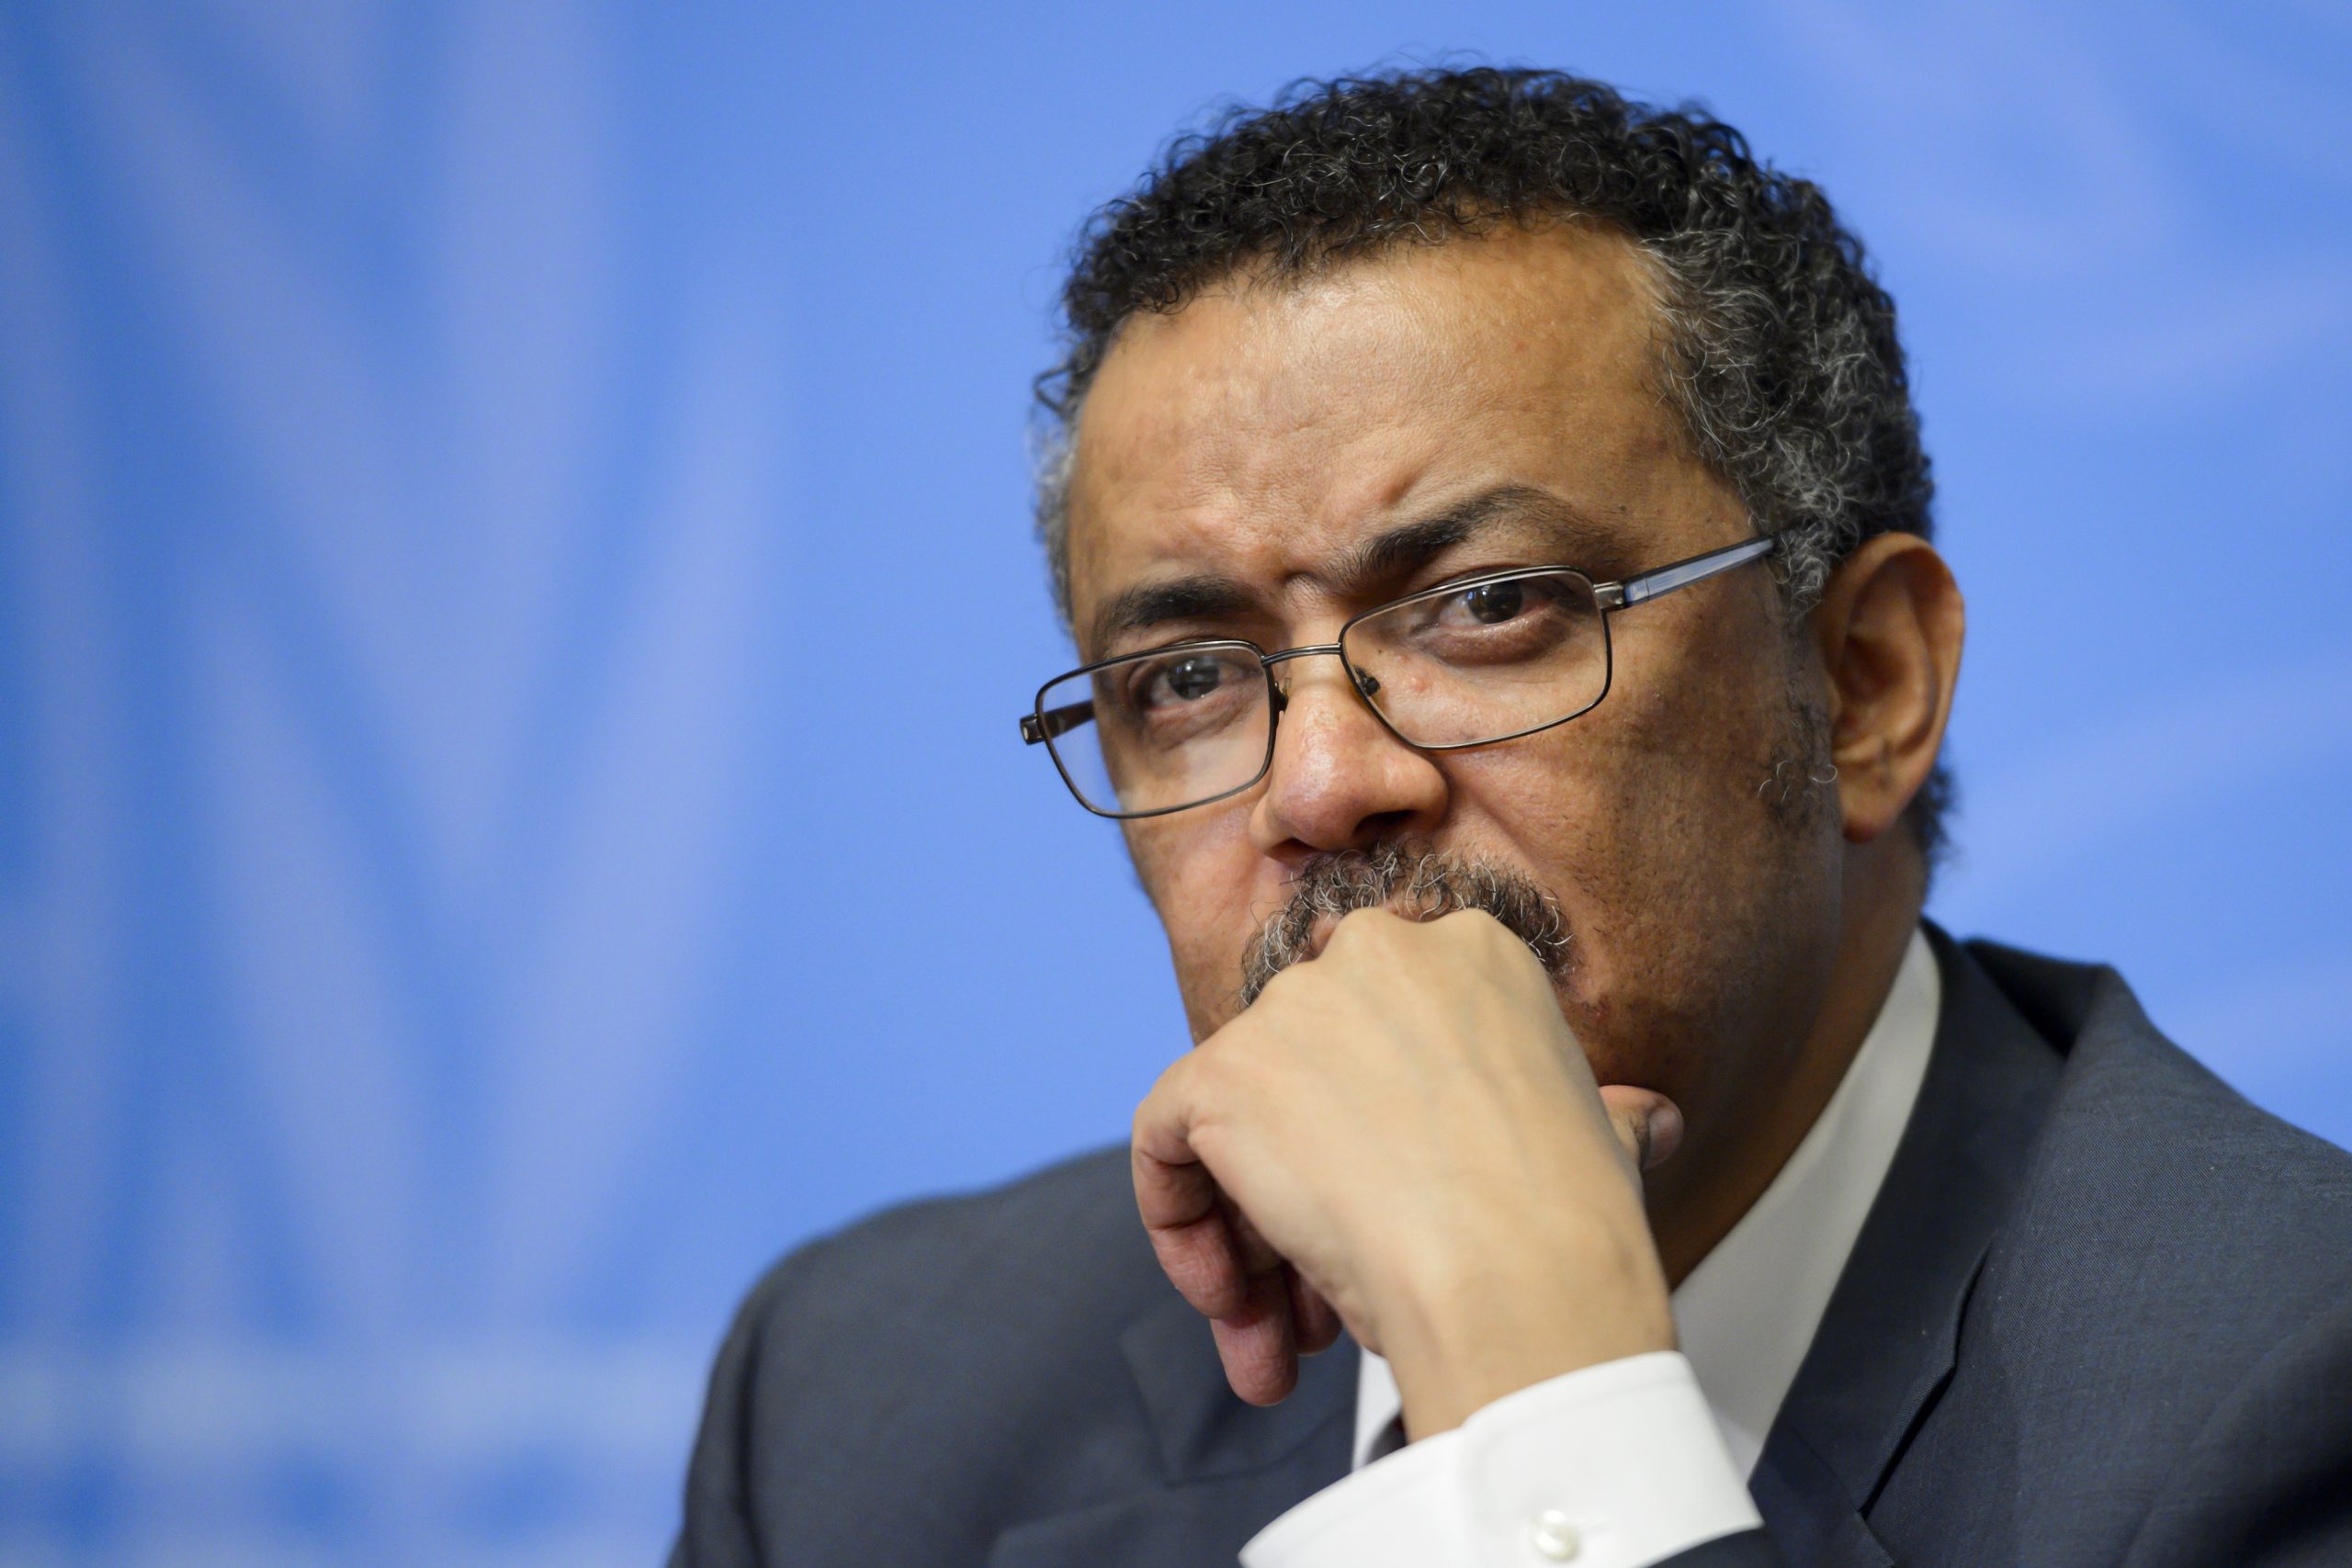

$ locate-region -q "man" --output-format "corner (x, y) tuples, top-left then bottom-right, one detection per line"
(673, 68), (2352, 1566)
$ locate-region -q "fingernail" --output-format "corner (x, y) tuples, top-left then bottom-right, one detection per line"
(1642, 1101), (1685, 1168)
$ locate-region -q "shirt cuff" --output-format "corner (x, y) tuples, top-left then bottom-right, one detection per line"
(1240, 1351), (1761, 1568)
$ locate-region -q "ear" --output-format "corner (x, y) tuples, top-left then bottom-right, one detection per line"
(1808, 534), (1964, 846)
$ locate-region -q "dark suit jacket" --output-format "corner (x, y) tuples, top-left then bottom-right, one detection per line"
(673, 930), (2352, 1565)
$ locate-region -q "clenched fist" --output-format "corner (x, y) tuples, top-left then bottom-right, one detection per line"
(1132, 906), (1683, 1439)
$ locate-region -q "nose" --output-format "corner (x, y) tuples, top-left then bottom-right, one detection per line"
(1247, 650), (1448, 860)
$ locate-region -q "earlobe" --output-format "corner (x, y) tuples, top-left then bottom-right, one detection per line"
(1814, 536), (1964, 847)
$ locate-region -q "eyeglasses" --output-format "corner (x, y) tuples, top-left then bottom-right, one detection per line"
(1020, 534), (1777, 818)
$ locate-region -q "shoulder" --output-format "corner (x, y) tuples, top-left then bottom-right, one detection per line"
(1967, 935), (2352, 1257)
(1887, 936), (2352, 1556)
(731, 1139), (1162, 1370)
(1962, 934), (2352, 1393)
(678, 1145), (1170, 1562)
(673, 1145), (1174, 1563)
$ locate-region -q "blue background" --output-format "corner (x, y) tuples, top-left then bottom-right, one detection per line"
(2, 3), (2347, 1562)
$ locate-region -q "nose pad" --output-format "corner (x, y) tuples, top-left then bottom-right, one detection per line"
(1270, 663), (1379, 718)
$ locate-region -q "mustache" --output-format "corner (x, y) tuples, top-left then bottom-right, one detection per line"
(1238, 841), (1572, 1008)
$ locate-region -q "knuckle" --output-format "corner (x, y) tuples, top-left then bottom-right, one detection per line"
(1428, 905), (1478, 931)
(1253, 964), (1300, 1005)
(1333, 905), (1402, 946)
(1464, 909), (1540, 967)
(1179, 1039), (1227, 1096)
(1460, 907), (1513, 943)
(1130, 1099), (1164, 1153)
(1186, 1035), (1261, 1105)
(1136, 1053), (1197, 1125)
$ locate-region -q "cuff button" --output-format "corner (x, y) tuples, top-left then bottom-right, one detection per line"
(1529, 1509), (1581, 1561)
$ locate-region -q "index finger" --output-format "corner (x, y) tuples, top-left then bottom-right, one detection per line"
(1134, 1078), (1248, 1318)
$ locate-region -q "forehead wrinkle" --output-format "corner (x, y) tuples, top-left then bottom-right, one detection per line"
(1085, 477), (1645, 660)
(1069, 224), (1703, 642)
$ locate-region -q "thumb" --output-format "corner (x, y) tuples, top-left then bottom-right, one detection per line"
(1597, 1085), (1686, 1172)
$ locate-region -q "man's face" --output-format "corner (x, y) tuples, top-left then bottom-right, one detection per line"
(1061, 220), (1850, 1167)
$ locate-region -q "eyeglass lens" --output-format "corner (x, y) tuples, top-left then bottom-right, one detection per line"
(1036, 568), (1609, 817)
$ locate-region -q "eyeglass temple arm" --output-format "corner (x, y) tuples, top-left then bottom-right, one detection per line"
(1019, 698), (1095, 746)
(1599, 535), (1777, 611)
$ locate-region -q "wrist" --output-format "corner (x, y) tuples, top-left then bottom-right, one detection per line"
(1376, 1215), (1675, 1438)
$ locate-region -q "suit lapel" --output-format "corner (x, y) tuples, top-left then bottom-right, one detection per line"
(1751, 926), (2063, 1563)
(988, 1293), (1358, 1568)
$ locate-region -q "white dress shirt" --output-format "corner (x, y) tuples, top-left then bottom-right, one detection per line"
(1242, 929), (1942, 1568)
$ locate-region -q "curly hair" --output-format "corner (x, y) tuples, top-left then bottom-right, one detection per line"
(1033, 65), (1952, 873)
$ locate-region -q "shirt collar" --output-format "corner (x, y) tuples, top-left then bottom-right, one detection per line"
(1351, 926), (1943, 1476)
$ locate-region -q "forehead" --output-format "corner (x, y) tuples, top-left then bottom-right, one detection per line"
(1064, 220), (1723, 639)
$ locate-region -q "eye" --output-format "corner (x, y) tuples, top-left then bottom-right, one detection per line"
(1426, 578), (1539, 629)
(1379, 572), (1585, 669)
(1151, 655), (1228, 705)
(1161, 649), (1223, 700)
(1458, 581), (1525, 625)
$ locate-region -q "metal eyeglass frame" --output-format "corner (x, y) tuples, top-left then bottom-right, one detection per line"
(1019, 533), (1779, 819)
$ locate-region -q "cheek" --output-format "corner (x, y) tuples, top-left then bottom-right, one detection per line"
(1444, 630), (1813, 1048)
(1125, 808), (1268, 1023)
(1565, 610), (1798, 852)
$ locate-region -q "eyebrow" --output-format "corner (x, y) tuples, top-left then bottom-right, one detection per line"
(1325, 484), (1617, 598)
(1084, 484), (1621, 656)
(1087, 574), (1261, 658)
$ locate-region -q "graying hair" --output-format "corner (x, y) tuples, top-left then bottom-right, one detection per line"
(1031, 66), (1951, 870)
(1237, 842), (1570, 1009)
(1034, 227), (1871, 614)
